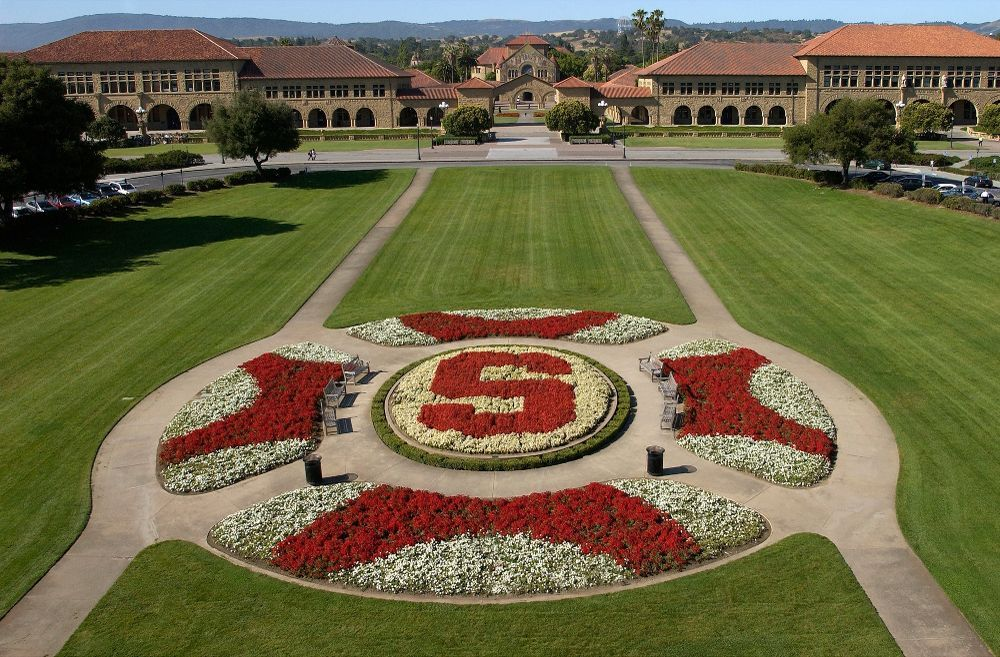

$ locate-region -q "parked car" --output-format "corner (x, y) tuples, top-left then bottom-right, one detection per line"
(12, 204), (34, 218)
(108, 181), (137, 195)
(855, 170), (892, 184)
(24, 199), (57, 213)
(862, 159), (892, 171)
(963, 175), (993, 188)
(48, 195), (80, 210)
(68, 191), (102, 206)
(932, 183), (958, 192)
(94, 183), (116, 197)
(893, 176), (928, 191)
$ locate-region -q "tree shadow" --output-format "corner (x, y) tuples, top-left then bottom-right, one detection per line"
(0, 213), (297, 290)
(275, 169), (390, 190)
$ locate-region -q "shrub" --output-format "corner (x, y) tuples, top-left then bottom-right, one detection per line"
(186, 177), (226, 192)
(978, 104), (1000, 137)
(901, 153), (960, 167)
(545, 100), (599, 135)
(102, 150), (205, 175)
(992, 207), (1000, 220)
(224, 168), (291, 186)
(941, 196), (978, 212)
(441, 106), (491, 136)
(850, 178), (874, 190)
(165, 183), (188, 196)
(83, 195), (130, 216)
(874, 182), (904, 198)
(734, 162), (816, 180)
(906, 188), (942, 205)
(125, 190), (167, 206)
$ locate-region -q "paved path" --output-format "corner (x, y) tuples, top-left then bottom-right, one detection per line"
(0, 164), (991, 657)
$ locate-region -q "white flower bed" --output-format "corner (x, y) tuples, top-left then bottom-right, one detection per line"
(608, 479), (766, 557)
(658, 338), (738, 360)
(566, 314), (665, 345)
(161, 368), (260, 441)
(211, 483), (375, 559)
(346, 317), (438, 347)
(273, 342), (355, 363)
(750, 363), (837, 440)
(161, 439), (317, 493)
(678, 434), (832, 487)
(328, 533), (632, 595)
(390, 346), (612, 454)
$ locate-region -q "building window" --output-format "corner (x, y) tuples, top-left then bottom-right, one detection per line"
(353, 84), (366, 97)
(141, 69), (178, 93)
(744, 82), (764, 95)
(904, 65), (940, 88)
(947, 65), (981, 88)
(282, 85), (302, 98)
(864, 64), (899, 88)
(99, 70), (135, 94)
(988, 67), (999, 88)
(786, 82), (799, 95)
(696, 82), (716, 95)
(721, 82), (739, 95)
(305, 85), (325, 98)
(59, 71), (94, 95)
(767, 82), (782, 95)
(679, 82), (693, 95)
(822, 65), (859, 88)
(538, 70), (548, 80)
(372, 84), (386, 97)
(184, 69), (221, 92)
(508, 69), (517, 80)
(331, 84), (348, 97)
(662, 82), (674, 95)
(264, 86), (279, 99)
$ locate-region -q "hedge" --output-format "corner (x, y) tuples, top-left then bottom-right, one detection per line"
(125, 190), (167, 206)
(734, 162), (842, 185)
(371, 349), (634, 471)
(102, 150), (205, 174)
(906, 188), (942, 204)
(164, 183), (188, 196)
(874, 182), (904, 198)
(224, 168), (291, 186)
(186, 178), (226, 192)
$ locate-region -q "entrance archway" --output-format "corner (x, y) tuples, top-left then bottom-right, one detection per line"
(332, 108), (350, 127)
(697, 105), (716, 125)
(767, 106), (787, 125)
(355, 108), (375, 127)
(148, 104), (180, 131)
(189, 104), (212, 130)
(744, 106), (763, 125)
(521, 64), (534, 77)
(721, 106), (739, 125)
(107, 105), (138, 131)
(630, 106), (649, 125)
(950, 99), (977, 126)
(427, 106), (444, 127)
(399, 107), (418, 127)
(521, 91), (534, 103)
(290, 110), (303, 128)
(673, 106), (692, 125)
(825, 99), (842, 114)
(307, 108), (327, 128)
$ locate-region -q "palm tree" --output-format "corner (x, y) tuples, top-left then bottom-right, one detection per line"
(648, 10), (665, 62)
(599, 48), (616, 82)
(631, 9), (648, 67)
(588, 48), (602, 81)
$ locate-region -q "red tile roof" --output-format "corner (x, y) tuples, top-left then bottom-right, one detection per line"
(455, 77), (496, 89)
(476, 46), (509, 66)
(598, 84), (653, 99)
(405, 68), (444, 88)
(553, 76), (594, 89)
(637, 42), (805, 77)
(605, 64), (640, 86)
(396, 86), (459, 100)
(23, 29), (243, 63)
(238, 45), (410, 79)
(795, 24), (1000, 57)
(505, 34), (550, 47)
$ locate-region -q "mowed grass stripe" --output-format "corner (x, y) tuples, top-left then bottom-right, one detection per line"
(326, 166), (694, 327)
(633, 167), (1000, 650)
(0, 169), (414, 615)
(59, 535), (901, 657)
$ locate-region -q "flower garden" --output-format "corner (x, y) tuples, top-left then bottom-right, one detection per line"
(347, 308), (666, 346)
(659, 339), (837, 486)
(158, 343), (356, 493)
(210, 479), (767, 596)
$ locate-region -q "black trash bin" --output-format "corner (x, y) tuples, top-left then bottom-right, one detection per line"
(646, 445), (664, 476)
(304, 453), (323, 485)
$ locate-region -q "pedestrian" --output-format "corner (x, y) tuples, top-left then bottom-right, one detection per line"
(930, 160), (935, 172)
(982, 190), (991, 204)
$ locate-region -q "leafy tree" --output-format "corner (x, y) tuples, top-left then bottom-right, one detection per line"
(205, 89), (300, 172)
(783, 98), (908, 183)
(442, 105), (491, 136)
(899, 102), (954, 138)
(545, 100), (599, 135)
(0, 57), (105, 222)
(554, 49), (587, 78)
(87, 115), (126, 143)
(979, 104), (1000, 136)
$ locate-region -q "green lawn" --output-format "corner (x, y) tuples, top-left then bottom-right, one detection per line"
(59, 535), (901, 657)
(104, 139), (432, 158)
(633, 168), (1000, 651)
(0, 169), (414, 616)
(626, 137), (784, 149)
(915, 140), (976, 151)
(326, 166), (694, 327)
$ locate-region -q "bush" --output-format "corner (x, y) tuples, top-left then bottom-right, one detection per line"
(941, 196), (978, 212)
(82, 195), (130, 216)
(186, 177), (226, 192)
(165, 183), (188, 196)
(906, 188), (942, 205)
(441, 105), (491, 137)
(850, 178), (874, 190)
(102, 150), (205, 175)
(901, 153), (960, 167)
(126, 190), (167, 206)
(224, 168), (291, 186)
(874, 183), (904, 198)
(545, 100), (599, 135)
(734, 162), (816, 180)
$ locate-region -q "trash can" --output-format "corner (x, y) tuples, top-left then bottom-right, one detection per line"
(304, 453), (323, 486)
(646, 445), (664, 476)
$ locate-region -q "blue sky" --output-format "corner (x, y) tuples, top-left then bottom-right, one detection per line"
(2, 0), (995, 24)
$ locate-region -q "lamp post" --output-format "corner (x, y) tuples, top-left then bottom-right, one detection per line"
(135, 106), (147, 138)
(598, 100), (610, 148)
(416, 116), (421, 161)
(895, 100), (905, 125)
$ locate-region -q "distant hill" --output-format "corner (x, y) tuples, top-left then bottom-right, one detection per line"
(0, 13), (997, 52)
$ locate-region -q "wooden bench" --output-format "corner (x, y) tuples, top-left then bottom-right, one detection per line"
(661, 403), (677, 431)
(320, 377), (347, 436)
(639, 354), (665, 381)
(658, 373), (678, 402)
(342, 356), (370, 385)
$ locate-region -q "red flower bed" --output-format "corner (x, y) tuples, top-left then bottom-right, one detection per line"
(159, 354), (343, 464)
(272, 482), (699, 578)
(418, 351), (576, 436)
(662, 349), (834, 458)
(400, 310), (618, 342)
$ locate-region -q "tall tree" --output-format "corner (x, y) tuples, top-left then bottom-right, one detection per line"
(206, 89), (300, 173)
(979, 104), (1000, 136)
(632, 9), (648, 66)
(0, 57), (104, 222)
(648, 10), (665, 62)
(899, 102), (954, 138)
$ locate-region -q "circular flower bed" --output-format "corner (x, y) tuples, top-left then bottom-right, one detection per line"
(210, 480), (767, 596)
(347, 308), (666, 346)
(388, 346), (614, 457)
(658, 339), (837, 487)
(158, 342), (356, 493)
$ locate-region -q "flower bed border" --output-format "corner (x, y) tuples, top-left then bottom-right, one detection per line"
(372, 346), (633, 471)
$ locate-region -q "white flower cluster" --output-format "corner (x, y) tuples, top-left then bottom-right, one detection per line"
(678, 435), (832, 487)
(390, 346), (612, 454)
(451, 308), (579, 319)
(161, 368), (260, 442)
(328, 533), (632, 595)
(566, 314), (666, 345)
(346, 317), (439, 347)
(161, 439), (317, 493)
(210, 483), (375, 559)
(658, 338), (739, 360)
(272, 342), (355, 363)
(749, 363), (837, 440)
(608, 479), (766, 557)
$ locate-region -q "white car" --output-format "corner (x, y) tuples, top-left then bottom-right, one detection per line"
(108, 181), (137, 195)
(932, 183), (958, 192)
(12, 204), (34, 218)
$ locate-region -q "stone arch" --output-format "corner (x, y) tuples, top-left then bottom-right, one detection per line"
(949, 99), (977, 126)
(148, 104), (180, 131)
(697, 105), (716, 125)
(290, 109), (303, 128)
(107, 105), (138, 131)
(427, 106), (444, 127)
(767, 106), (787, 125)
(399, 107), (418, 127)
(542, 91), (556, 108)
(673, 105), (692, 125)
(721, 106), (739, 125)
(521, 90), (535, 103)
(355, 108), (376, 127)
(825, 99), (843, 114)
(630, 106), (650, 125)
(332, 108), (351, 127)
(307, 108), (327, 128)
(521, 63), (534, 76)
(189, 103), (213, 130)
(745, 106), (764, 126)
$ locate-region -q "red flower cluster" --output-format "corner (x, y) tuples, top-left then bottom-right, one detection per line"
(159, 354), (343, 464)
(271, 483), (699, 578)
(418, 351), (577, 436)
(400, 310), (618, 342)
(662, 349), (834, 458)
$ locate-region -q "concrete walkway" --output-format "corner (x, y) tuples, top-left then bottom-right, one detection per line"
(0, 164), (991, 657)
